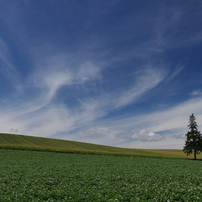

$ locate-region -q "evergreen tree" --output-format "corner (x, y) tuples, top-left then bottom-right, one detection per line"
(183, 114), (202, 160)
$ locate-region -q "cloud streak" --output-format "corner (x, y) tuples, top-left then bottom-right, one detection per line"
(116, 67), (166, 108)
(0, 37), (21, 92)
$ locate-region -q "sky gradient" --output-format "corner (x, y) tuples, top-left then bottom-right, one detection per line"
(0, 1), (202, 149)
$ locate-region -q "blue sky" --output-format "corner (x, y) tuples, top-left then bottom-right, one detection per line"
(0, 1), (202, 149)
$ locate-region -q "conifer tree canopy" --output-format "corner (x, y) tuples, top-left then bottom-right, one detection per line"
(183, 114), (202, 160)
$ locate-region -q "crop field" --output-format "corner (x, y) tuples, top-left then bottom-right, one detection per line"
(1, 149), (202, 201)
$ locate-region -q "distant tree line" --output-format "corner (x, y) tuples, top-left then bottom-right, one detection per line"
(183, 113), (202, 160)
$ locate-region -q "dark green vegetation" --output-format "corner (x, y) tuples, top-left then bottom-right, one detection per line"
(0, 133), (196, 159)
(1, 149), (202, 201)
(183, 114), (202, 160)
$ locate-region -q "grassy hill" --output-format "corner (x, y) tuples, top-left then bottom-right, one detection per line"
(0, 133), (196, 159)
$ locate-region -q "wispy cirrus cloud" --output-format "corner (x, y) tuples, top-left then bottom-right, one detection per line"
(0, 37), (21, 92)
(116, 67), (166, 108)
(76, 127), (168, 149)
(77, 65), (167, 115)
(0, 62), (167, 141)
(30, 53), (101, 102)
(100, 97), (202, 138)
(0, 50), (102, 138)
(73, 97), (202, 149)
(110, 3), (202, 63)
(128, 129), (164, 142)
(191, 90), (202, 96)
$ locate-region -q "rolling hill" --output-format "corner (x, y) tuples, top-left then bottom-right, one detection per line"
(0, 133), (194, 159)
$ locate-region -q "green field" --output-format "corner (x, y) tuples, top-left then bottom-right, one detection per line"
(0, 133), (198, 159)
(1, 149), (202, 201)
(1, 133), (202, 201)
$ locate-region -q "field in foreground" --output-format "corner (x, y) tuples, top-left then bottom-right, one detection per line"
(1, 149), (202, 201)
(0, 133), (198, 159)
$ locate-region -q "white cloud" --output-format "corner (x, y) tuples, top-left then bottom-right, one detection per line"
(131, 129), (164, 142)
(73, 127), (182, 149)
(40, 70), (72, 101)
(78, 127), (121, 146)
(168, 65), (184, 81)
(0, 103), (76, 138)
(23, 106), (76, 137)
(0, 50), (103, 138)
(111, 4), (202, 62)
(95, 96), (202, 149)
(0, 37), (21, 91)
(116, 67), (165, 108)
(0, 65), (103, 140)
(85, 66), (167, 113)
(76, 62), (101, 83)
(191, 90), (202, 96)
(110, 97), (202, 132)
(78, 99), (106, 124)
(48, 83), (199, 149)
(114, 129), (164, 142)
(117, 137), (185, 149)
(30, 55), (101, 102)
(9, 128), (19, 133)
